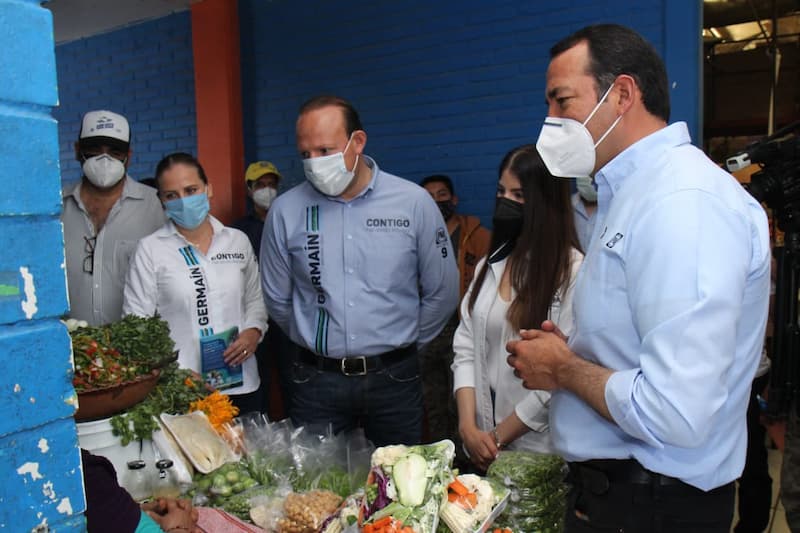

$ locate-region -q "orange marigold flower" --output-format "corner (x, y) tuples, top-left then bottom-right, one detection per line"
(189, 391), (239, 432)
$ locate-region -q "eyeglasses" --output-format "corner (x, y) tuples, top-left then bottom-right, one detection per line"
(83, 235), (96, 274)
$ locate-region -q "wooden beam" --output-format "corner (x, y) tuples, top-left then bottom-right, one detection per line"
(191, 0), (244, 224)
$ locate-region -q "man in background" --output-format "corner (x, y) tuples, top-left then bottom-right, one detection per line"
(233, 161), (290, 417)
(233, 161), (282, 257)
(420, 174), (490, 449)
(62, 110), (165, 326)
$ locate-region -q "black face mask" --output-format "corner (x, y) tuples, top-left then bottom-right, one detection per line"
(492, 197), (524, 245)
(436, 200), (456, 221)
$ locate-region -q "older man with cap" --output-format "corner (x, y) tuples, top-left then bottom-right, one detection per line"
(62, 110), (166, 326)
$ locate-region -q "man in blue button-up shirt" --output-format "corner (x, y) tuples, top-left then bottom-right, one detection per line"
(260, 95), (459, 446)
(507, 25), (770, 531)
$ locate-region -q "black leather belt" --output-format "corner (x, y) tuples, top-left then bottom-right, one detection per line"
(569, 459), (684, 491)
(299, 345), (416, 376)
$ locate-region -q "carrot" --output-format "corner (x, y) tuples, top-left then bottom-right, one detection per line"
(372, 516), (392, 529)
(363, 525), (374, 533)
(464, 492), (478, 507)
(448, 478), (470, 496)
(494, 529), (502, 533)
(401, 528), (414, 533)
(448, 492), (459, 502)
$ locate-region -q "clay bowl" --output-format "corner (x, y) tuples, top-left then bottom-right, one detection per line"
(75, 369), (161, 422)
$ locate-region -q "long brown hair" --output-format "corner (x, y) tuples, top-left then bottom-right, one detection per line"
(468, 145), (580, 330)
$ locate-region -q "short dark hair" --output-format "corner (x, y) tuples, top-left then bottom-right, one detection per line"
(154, 152), (208, 189)
(550, 24), (670, 122)
(420, 174), (455, 196)
(298, 95), (364, 136)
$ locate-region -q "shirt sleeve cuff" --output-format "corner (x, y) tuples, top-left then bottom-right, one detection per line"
(243, 321), (268, 342)
(605, 369), (663, 448)
(515, 391), (550, 432)
(452, 362), (476, 392)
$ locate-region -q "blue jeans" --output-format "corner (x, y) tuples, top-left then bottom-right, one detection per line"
(288, 353), (423, 447)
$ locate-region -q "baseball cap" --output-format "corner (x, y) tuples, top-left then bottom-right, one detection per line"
(245, 161), (282, 184)
(78, 110), (130, 151)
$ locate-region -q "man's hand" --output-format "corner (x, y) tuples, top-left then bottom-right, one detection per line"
(509, 324), (615, 422)
(506, 328), (572, 391)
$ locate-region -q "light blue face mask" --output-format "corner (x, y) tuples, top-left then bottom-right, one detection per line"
(164, 192), (210, 230)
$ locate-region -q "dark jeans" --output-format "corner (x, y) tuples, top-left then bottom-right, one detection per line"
(288, 353), (423, 447)
(230, 387), (263, 416)
(566, 461), (735, 532)
(735, 373), (772, 533)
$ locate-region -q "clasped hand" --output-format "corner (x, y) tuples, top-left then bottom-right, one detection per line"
(506, 320), (571, 391)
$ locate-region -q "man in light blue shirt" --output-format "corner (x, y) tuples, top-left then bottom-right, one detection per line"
(507, 25), (770, 531)
(261, 95), (459, 446)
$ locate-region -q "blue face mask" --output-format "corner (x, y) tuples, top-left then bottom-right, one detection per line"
(164, 192), (210, 230)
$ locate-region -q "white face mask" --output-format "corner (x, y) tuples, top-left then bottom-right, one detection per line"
(302, 136), (358, 197)
(576, 177), (598, 203)
(83, 154), (126, 188)
(536, 83), (622, 178)
(252, 186), (277, 209)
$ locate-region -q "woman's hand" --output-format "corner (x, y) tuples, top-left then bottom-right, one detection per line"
(223, 327), (261, 366)
(459, 424), (499, 472)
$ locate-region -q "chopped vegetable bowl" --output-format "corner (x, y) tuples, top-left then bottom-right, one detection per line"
(360, 440), (455, 533)
(69, 314), (176, 393)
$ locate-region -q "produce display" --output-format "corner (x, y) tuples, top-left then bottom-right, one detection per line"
(72, 316), (564, 533)
(360, 441), (455, 533)
(487, 451), (568, 533)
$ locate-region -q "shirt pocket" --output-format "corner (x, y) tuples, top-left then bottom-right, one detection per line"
(359, 230), (417, 290)
(113, 240), (139, 278)
(575, 242), (629, 334)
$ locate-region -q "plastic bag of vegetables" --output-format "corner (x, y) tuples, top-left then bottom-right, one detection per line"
(438, 474), (510, 533)
(240, 416), (299, 488)
(276, 489), (342, 533)
(188, 461), (259, 506)
(486, 451), (568, 533)
(360, 440), (455, 533)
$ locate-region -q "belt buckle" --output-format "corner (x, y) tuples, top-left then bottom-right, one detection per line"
(341, 356), (367, 376)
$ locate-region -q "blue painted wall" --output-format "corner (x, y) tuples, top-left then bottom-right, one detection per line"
(240, 0), (701, 226)
(54, 11), (197, 188)
(0, 0), (84, 530)
(49, 1), (701, 224)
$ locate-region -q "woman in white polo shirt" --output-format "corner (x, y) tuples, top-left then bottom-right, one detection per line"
(123, 152), (268, 413)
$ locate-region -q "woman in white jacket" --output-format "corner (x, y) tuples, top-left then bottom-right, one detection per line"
(452, 145), (583, 471)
